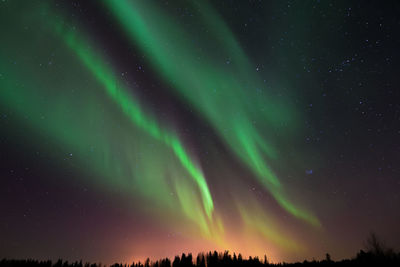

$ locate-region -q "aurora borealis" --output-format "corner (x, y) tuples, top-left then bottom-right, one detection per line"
(1, 0), (399, 264)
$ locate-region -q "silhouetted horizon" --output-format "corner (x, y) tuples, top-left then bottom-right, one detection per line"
(2, 241), (400, 267)
(2, 1), (399, 264)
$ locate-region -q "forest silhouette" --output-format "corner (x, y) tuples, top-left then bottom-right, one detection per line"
(2, 234), (399, 267)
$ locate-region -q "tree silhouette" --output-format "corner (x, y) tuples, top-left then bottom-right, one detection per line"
(365, 232), (386, 255)
(325, 253), (331, 262)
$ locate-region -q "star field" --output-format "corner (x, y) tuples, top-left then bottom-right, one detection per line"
(0, 0), (399, 264)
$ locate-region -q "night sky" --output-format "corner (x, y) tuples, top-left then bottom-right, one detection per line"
(1, 0), (399, 264)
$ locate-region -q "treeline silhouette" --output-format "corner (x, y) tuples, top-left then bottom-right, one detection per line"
(1, 234), (399, 267)
(2, 249), (400, 267)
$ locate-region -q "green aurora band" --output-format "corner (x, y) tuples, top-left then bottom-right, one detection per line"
(0, 2), (215, 236)
(104, 0), (319, 226)
(0, 0), (321, 258)
(55, 23), (215, 221)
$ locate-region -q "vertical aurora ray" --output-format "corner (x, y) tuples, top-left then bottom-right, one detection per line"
(104, 0), (319, 226)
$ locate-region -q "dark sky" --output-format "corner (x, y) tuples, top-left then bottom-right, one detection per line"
(0, 0), (399, 264)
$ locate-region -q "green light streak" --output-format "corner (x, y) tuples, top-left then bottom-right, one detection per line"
(55, 23), (214, 219)
(0, 1), (214, 235)
(237, 202), (302, 252)
(104, 0), (319, 226)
